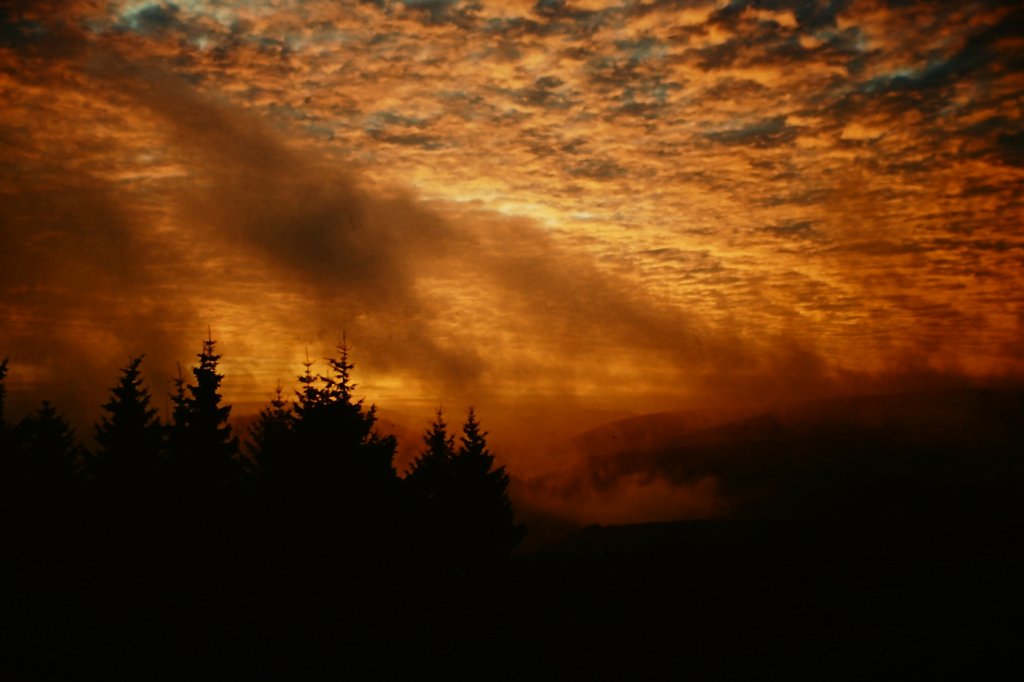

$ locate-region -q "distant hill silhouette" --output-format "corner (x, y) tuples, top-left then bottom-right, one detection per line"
(520, 388), (1023, 525)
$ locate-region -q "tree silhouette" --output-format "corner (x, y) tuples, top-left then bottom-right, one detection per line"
(92, 356), (163, 486)
(168, 337), (240, 490)
(406, 408), (523, 573)
(404, 408), (459, 577)
(0, 334), (539, 682)
(168, 363), (189, 456)
(189, 338), (237, 458)
(290, 341), (397, 493)
(0, 337), (529, 623)
(295, 355), (322, 419)
(406, 407), (456, 499)
(451, 408), (524, 562)
(250, 342), (403, 604)
(14, 400), (80, 486)
(248, 382), (294, 482)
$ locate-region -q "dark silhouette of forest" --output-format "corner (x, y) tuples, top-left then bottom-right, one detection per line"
(0, 341), (530, 680)
(0, 339), (523, 576)
(1, 346), (1021, 681)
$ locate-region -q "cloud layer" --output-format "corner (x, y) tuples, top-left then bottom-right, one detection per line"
(1, 1), (1021, 456)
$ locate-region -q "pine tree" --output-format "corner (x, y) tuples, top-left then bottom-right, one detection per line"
(93, 356), (163, 485)
(16, 400), (80, 485)
(189, 338), (237, 456)
(455, 408), (493, 477)
(290, 341), (397, 489)
(406, 408), (523, 573)
(323, 343), (356, 405)
(294, 354), (324, 420)
(319, 342), (375, 451)
(277, 342), (400, 590)
(168, 363), (189, 451)
(168, 337), (240, 489)
(451, 408), (524, 561)
(248, 382), (294, 480)
(407, 408), (455, 500)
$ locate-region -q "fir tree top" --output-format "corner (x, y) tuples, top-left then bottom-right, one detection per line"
(167, 336), (239, 488)
(187, 337), (235, 443)
(407, 407), (456, 488)
(424, 408), (455, 463)
(458, 407), (491, 461)
(323, 340), (357, 405)
(95, 355), (162, 461)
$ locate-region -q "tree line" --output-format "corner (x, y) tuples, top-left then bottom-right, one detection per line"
(0, 339), (524, 615)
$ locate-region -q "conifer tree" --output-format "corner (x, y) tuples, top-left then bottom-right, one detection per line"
(278, 342), (399, 584)
(93, 356), (163, 485)
(407, 408), (455, 499)
(248, 383), (294, 479)
(319, 342), (375, 450)
(189, 338), (237, 455)
(290, 341), (397, 490)
(451, 408), (524, 560)
(16, 401), (80, 484)
(406, 407), (523, 571)
(168, 337), (240, 489)
(456, 408), (493, 477)
(323, 344), (356, 405)
(294, 354), (324, 419)
(168, 363), (189, 451)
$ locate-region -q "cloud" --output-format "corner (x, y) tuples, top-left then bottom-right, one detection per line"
(762, 219), (819, 240)
(1, 0), (1021, 468)
(2, 28), (809, 426)
(0, 150), (198, 430)
(118, 2), (188, 37)
(705, 115), (798, 147)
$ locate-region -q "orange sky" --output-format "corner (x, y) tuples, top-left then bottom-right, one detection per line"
(1, 1), (1022, 465)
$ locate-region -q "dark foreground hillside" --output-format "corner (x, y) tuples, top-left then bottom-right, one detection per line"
(3, 516), (1020, 681)
(517, 518), (1021, 680)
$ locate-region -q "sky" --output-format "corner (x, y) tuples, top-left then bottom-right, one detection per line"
(1, 0), (1022, 480)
